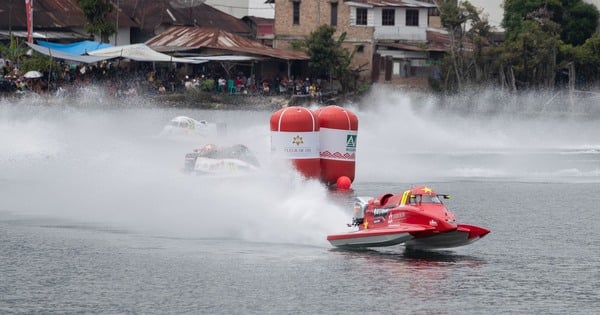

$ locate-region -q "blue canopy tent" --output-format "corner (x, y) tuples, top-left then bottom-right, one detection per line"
(37, 40), (113, 55)
(26, 42), (112, 64)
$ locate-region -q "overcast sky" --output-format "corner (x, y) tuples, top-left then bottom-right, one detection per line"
(468, 0), (504, 28)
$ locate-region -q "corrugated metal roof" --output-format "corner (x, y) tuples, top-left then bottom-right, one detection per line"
(0, 0), (85, 29)
(118, 0), (251, 36)
(0, 30), (88, 40)
(346, 0), (437, 8)
(377, 29), (473, 52)
(146, 26), (308, 60)
(0, 0), (136, 30)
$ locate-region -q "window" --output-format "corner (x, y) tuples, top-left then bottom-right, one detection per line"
(356, 8), (367, 25)
(382, 9), (395, 26)
(356, 45), (364, 53)
(293, 2), (300, 25)
(406, 9), (419, 26)
(330, 3), (338, 26)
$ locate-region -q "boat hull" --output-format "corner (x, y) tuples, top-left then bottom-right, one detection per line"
(327, 224), (490, 250)
(327, 225), (430, 249)
(405, 224), (490, 250)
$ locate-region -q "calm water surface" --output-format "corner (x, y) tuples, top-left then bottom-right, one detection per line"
(1, 90), (599, 314)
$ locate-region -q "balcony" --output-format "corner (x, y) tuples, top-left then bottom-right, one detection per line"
(374, 26), (427, 41)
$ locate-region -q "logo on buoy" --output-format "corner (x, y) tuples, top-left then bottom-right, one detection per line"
(346, 135), (357, 151)
(292, 135), (304, 146)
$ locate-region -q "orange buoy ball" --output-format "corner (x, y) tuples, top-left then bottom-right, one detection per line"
(336, 176), (352, 190)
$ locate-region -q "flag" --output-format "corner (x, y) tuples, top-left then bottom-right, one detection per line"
(25, 0), (33, 43)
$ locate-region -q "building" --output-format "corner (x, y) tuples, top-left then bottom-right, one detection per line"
(272, 0), (448, 87)
(204, 0), (275, 19)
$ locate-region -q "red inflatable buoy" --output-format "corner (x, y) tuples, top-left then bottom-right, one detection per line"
(314, 105), (358, 185)
(270, 106), (320, 178)
(336, 176), (352, 190)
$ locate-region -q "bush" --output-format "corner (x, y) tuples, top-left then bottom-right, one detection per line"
(200, 79), (215, 92)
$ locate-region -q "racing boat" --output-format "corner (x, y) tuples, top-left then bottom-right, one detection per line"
(327, 186), (490, 250)
(159, 116), (225, 138)
(183, 144), (260, 176)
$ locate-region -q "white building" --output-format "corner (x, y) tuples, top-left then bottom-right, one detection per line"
(204, 0), (274, 19)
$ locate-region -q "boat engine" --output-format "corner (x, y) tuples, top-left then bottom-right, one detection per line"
(350, 197), (371, 226)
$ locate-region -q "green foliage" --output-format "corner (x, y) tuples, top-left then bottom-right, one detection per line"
(289, 40), (306, 50)
(76, 0), (116, 42)
(305, 25), (339, 79)
(436, 1), (492, 90)
(498, 0), (600, 89)
(200, 79), (215, 92)
(560, 34), (600, 84)
(502, 0), (598, 46)
(304, 25), (359, 93)
(0, 36), (28, 60)
(560, 2), (600, 46)
(21, 51), (61, 73)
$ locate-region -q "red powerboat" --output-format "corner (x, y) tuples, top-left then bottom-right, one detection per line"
(327, 186), (490, 250)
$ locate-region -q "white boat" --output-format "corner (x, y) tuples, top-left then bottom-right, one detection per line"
(183, 144), (260, 176)
(159, 116), (225, 138)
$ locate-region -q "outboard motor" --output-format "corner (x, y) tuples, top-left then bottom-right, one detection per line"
(351, 197), (372, 226)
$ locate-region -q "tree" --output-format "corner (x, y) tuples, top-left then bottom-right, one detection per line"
(437, 0), (492, 90)
(304, 25), (361, 94)
(76, 0), (116, 43)
(502, 0), (598, 46)
(560, 1), (600, 46)
(560, 34), (600, 87)
(500, 0), (598, 89)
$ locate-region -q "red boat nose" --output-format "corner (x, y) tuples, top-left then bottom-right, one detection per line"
(457, 224), (491, 239)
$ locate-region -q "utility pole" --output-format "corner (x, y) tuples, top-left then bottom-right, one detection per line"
(114, 0), (120, 45)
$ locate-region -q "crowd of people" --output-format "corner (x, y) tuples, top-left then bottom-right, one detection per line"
(1, 57), (328, 104)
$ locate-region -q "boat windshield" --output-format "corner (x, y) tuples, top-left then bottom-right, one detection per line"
(410, 195), (443, 204)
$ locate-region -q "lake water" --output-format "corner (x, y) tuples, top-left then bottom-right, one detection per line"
(1, 88), (599, 314)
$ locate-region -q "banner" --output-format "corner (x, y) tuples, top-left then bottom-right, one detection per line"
(25, 0), (33, 43)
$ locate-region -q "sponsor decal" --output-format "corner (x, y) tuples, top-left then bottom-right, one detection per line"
(388, 212), (406, 224)
(346, 134), (357, 152)
(284, 147), (312, 153)
(292, 135), (304, 146)
(373, 208), (390, 217)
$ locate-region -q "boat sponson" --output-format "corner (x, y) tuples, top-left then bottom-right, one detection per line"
(404, 224), (490, 250)
(327, 225), (433, 248)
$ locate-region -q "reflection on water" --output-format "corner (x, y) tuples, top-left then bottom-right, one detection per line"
(329, 246), (486, 299)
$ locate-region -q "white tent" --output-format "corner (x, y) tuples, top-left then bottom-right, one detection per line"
(88, 44), (206, 64)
